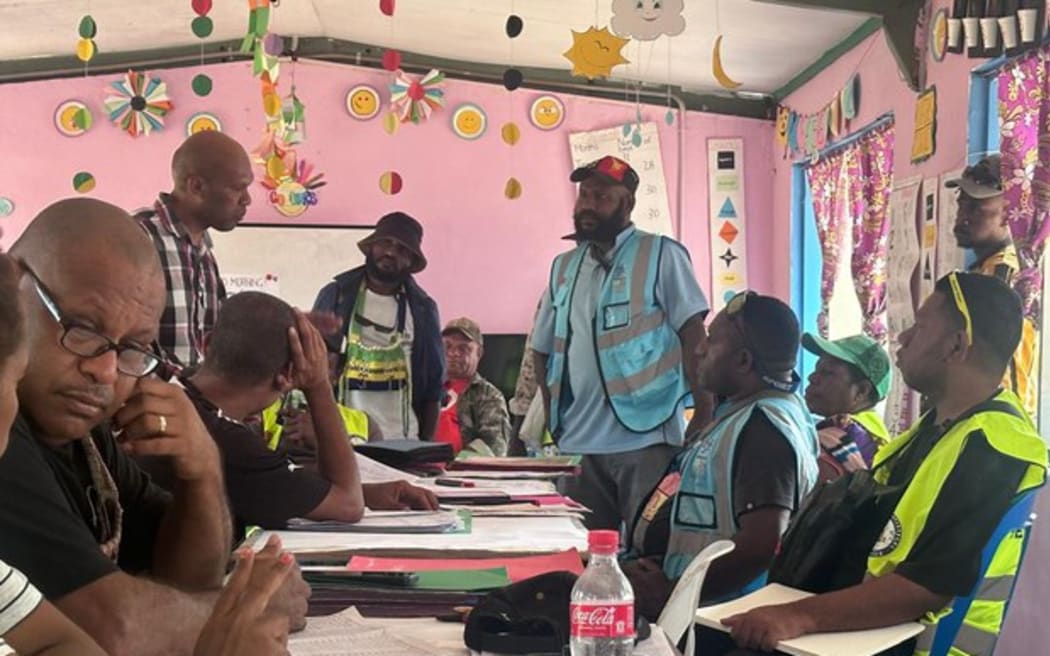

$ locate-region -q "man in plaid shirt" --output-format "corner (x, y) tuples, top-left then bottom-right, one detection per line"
(135, 132), (253, 368)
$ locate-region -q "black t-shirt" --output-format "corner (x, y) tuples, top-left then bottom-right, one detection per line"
(0, 415), (171, 599)
(137, 381), (331, 539)
(876, 411), (1029, 597)
(641, 411), (799, 557)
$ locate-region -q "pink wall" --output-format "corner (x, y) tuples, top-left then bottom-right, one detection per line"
(774, 4), (1047, 653)
(0, 59), (773, 333)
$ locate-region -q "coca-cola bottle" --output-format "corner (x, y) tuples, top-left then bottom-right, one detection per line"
(570, 530), (635, 656)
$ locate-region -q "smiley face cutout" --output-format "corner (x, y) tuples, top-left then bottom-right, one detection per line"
(346, 85), (381, 120)
(452, 103), (487, 140)
(530, 95), (565, 131)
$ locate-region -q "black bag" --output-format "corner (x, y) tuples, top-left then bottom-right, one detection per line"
(463, 572), (650, 655)
(768, 469), (904, 593)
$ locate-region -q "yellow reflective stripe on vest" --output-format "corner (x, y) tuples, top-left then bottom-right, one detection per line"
(868, 390), (1046, 656)
(852, 409), (890, 447)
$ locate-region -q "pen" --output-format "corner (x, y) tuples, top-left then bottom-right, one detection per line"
(435, 478), (476, 488)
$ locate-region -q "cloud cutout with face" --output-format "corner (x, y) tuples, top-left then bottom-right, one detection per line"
(611, 0), (686, 41)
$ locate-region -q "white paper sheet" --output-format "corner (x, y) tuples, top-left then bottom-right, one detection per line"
(919, 177), (940, 302)
(884, 178), (922, 432)
(356, 453), (419, 484)
(937, 169), (967, 278)
(695, 584), (924, 656)
(257, 516), (589, 555)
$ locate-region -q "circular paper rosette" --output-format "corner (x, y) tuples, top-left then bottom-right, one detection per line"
(104, 70), (174, 137)
(389, 69), (445, 124)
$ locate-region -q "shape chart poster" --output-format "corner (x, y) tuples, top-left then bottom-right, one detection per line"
(707, 138), (748, 313)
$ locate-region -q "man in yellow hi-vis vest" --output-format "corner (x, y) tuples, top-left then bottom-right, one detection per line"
(709, 273), (1047, 656)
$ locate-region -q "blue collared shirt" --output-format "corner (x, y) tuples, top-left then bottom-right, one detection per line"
(532, 226), (709, 454)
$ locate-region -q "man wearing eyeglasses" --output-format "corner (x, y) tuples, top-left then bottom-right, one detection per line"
(715, 273), (1046, 656)
(531, 156), (712, 532)
(623, 293), (819, 620)
(0, 199), (307, 655)
(948, 155), (1038, 417)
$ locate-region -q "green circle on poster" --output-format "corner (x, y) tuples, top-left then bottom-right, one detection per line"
(73, 172), (96, 193)
(192, 74), (213, 96)
(191, 16), (213, 38)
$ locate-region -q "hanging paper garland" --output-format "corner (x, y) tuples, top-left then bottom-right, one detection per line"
(190, 0), (214, 96)
(777, 74), (862, 159)
(389, 69), (446, 124)
(73, 172), (96, 193)
(104, 70), (174, 137)
(252, 131), (325, 217)
(76, 15), (97, 63)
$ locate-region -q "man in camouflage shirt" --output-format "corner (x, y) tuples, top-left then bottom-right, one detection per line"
(436, 318), (512, 455)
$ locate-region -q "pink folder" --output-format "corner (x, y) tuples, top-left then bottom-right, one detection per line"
(347, 549), (584, 583)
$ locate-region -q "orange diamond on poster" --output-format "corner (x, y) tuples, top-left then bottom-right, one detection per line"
(719, 221), (739, 244)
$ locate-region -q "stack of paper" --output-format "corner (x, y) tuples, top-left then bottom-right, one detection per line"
(286, 510), (466, 534)
(256, 515), (588, 555)
(290, 608), (446, 655)
(694, 584), (925, 656)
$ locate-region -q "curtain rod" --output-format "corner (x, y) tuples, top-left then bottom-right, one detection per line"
(973, 35), (1050, 78)
(793, 112), (894, 166)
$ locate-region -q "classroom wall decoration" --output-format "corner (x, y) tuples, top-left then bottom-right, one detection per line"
(563, 26), (630, 79)
(379, 170), (403, 195)
(946, 0), (1045, 59)
(707, 139), (749, 312)
(610, 0), (686, 40)
(569, 122), (673, 236)
(185, 112), (222, 136)
(389, 69), (446, 124)
(930, 7), (948, 62)
(911, 86), (937, 163)
(777, 74), (860, 159)
(712, 35), (742, 90)
(76, 15), (97, 63)
(253, 132), (325, 217)
(0, 198), (14, 218)
(190, 0), (214, 96)
(54, 100), (93, 137)
(347, 85), (381, 120)
(72, 171), (96, 193)
(530, 95), (565, 130)
(103, 70), (174, 137)
(501, 122), (521, 145)
(452, 103), (487, 140)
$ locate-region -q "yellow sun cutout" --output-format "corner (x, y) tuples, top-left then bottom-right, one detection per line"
(563, 26), (630, 80)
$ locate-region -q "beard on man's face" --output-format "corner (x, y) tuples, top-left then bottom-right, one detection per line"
(573, 203), (628, 242)
(365, 255), (410, 285)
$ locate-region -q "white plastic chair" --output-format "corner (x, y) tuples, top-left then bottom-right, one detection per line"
(655, 540), (736, 656)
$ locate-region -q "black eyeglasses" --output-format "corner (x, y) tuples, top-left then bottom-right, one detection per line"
(23, 265), (162, 378)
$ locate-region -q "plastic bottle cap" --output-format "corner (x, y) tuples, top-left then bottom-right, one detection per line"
(588, 530), (619, 552)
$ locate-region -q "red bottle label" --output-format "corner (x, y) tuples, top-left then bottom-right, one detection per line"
(570, 601), (636, 638)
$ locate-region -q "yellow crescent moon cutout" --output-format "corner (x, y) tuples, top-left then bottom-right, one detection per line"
(712, 35), (742, 90)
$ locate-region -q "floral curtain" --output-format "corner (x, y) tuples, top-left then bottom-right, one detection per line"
(806, 123), (895, 341)
(998, 49), (1050, 321)
(851, 125), (895, 342)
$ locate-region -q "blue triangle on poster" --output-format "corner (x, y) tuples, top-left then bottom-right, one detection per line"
(719, 198), (737, 219)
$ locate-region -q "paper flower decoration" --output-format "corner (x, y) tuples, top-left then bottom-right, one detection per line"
(252, 132), (325, 217)
(563, 27), (630, 79)
(103, 71), (174, 137)
(610, 0), (685, 41)
(389, 69), (446, 124)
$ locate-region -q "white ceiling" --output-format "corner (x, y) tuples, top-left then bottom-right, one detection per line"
(0, 0), (871, 94)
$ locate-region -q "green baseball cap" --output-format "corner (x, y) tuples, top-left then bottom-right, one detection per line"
(802, 333), (891, 401)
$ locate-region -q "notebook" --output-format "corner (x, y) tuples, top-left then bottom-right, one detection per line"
(694, 583), (925, 656)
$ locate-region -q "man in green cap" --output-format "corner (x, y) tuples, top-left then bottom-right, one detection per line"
(802, 333), (891, 478)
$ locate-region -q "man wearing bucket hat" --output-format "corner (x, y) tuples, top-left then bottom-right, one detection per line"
(802, 333), (891, 479)
(312, 212), (443, 440)
(946, 155), (1037, 417)
(532, 155), (712, 531)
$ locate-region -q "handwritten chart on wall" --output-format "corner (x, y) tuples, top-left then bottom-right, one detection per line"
(568, 122), (674, 236)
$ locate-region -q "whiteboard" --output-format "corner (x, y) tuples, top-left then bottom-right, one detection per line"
(568, 122), (674, 236)
(209, 224), (372, 310)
